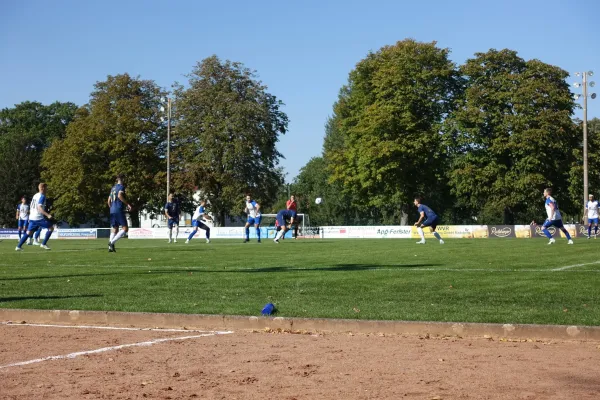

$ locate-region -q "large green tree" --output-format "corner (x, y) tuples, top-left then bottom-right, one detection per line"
(324, 39), (461, 224)
(0, 101), (77, 227)
(446, 49), (579, 224)
(41, 74), (166, 226)
(172, 56), (288, 225)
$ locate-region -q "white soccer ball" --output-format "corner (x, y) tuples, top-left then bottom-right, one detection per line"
(315, 197), (323, 205)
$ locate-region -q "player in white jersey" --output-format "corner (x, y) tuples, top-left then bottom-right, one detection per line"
(243, 194), (262, 243)
(15, 183), (55, 251)
(531, 188), (573, 245)
(186, 200), (212, 243)
(585, 194), (599, 239)
(15, 196), (30, 242)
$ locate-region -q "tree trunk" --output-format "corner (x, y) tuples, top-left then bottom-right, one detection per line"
(130, 211), (140, 228)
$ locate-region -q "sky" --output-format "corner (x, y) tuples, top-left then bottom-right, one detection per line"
(1, 0), (599, 182)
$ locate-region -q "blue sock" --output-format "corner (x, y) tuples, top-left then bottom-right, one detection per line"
(205, 228), (210, 239)
(34, 230), (40, 240)
(18, 230), (22, 239)
(188, 230), (197, 241)
(42, 230), (53, 245)
(562, 229), (572, 240)
(433, 232), (441, 240)
(245, 227), (250, 240)
(589, 226), (592, 237)
(595, 226), (598, 235)
(17, 233), (29, 248)
(542, 228), (553, 239)
(256, 227), (261, 240)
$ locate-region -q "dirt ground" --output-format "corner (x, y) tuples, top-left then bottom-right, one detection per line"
(1, 323), (600, 400)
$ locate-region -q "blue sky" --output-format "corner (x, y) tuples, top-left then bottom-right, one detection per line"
(1, 0), (599, 182)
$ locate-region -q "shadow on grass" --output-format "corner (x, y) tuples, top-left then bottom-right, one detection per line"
(0, 263), (441, 281)
(0, 294), (103, 302)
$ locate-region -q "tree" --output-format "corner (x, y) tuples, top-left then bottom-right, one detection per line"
(570, 117), (600, 216)
(0, 101), (77, 227)
(41, 74), (166, 227)
(446, 49), (579, 224)
(324, 39), (461, 224)
(172, 56), (288, 226)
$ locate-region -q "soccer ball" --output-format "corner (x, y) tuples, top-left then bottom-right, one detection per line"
(315, 197), (323, 205)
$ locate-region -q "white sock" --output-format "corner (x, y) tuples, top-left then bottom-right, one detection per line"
(168, 230), (172, 240)
(417, 227), (425, 241)
(175, 226), (179, 240)
(110, 232), (116, 242)
(111, 230), (126, 244)
(275, 230), (284, 240)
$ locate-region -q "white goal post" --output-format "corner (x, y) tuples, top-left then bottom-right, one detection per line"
(261, 213), (311, 237)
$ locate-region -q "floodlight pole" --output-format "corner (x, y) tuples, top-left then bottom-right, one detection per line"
(167, 97), (171, 202)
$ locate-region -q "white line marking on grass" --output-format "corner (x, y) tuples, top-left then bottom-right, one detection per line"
(0, 331), (233, 370)
(0, 322), (224, 333)
(551, 260), (600, 271)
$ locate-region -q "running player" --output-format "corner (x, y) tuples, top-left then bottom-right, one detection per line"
(165, 193), (181, 243)
(273, 209), (297, 243)
(15, 196), (29, 242)
(107, 174), (132, 253)
(585, 194), (599, 239)
(244, 195), (262, 243)
(186, 200), (212, 243)
(414, 196), (444, 245)
(531, 188), (573, 245)
(15, 183), (55, 251)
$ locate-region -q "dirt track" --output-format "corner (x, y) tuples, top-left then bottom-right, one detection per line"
(2, 324), (600, 399)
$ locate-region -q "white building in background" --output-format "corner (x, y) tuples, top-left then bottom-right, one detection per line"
(139, 190), (246, 228)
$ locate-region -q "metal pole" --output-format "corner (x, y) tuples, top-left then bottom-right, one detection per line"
(167, 97), (171, 201)
(583, 73), (589, 216)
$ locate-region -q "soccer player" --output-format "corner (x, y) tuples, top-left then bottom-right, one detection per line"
(585, 194), (599, 239)
(107, 174), (132, 253)
(273, 209), (297, 243)
(15, 183), (54, 251)
(164, 193), (181, 243)
(286, 194), (299, 239)
(244, 195), (262, 243)
(531, 188), (573, 245)
(15, 196), (29, 242)
(413, 196), (444, 245)
(186, 199), (212, 243)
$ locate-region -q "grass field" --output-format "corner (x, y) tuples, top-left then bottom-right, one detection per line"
(1, 237), (599, 326)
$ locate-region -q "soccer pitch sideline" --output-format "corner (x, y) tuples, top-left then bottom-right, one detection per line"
(1, 238), (599, 326)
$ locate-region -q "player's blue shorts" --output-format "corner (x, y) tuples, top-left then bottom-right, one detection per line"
(588, 218), (599, 224)
(27, 219), (53, 231)
(193, 220), (210, 230)
(110, 212), (128, 228)
(422, 216), (439, 230)
(168, 218), (179, 229)
(247, 216), (262, 225)
(18, 219), (29, 229)
(543, 219), (564, 229)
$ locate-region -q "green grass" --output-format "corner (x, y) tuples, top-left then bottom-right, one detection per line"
(1, 237), (599, 325)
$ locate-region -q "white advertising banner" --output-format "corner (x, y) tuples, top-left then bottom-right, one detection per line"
(321, 226), (412, 239)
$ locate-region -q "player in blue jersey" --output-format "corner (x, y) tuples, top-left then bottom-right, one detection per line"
(531, 188), (573, 245)
(244, 194), (262, 243)
(414, 196), (444, 245)
(164, 193), (181, 243)
(186, 199), (212, 243)
(273, 209), (297, 243)
(585, 194), (599, 239)
(15, 196), (30, 242)
(107, 175), (132, 252)
(15, 183), (55, 251)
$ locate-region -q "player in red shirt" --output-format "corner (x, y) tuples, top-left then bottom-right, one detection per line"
(286, 195), (299, 239)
